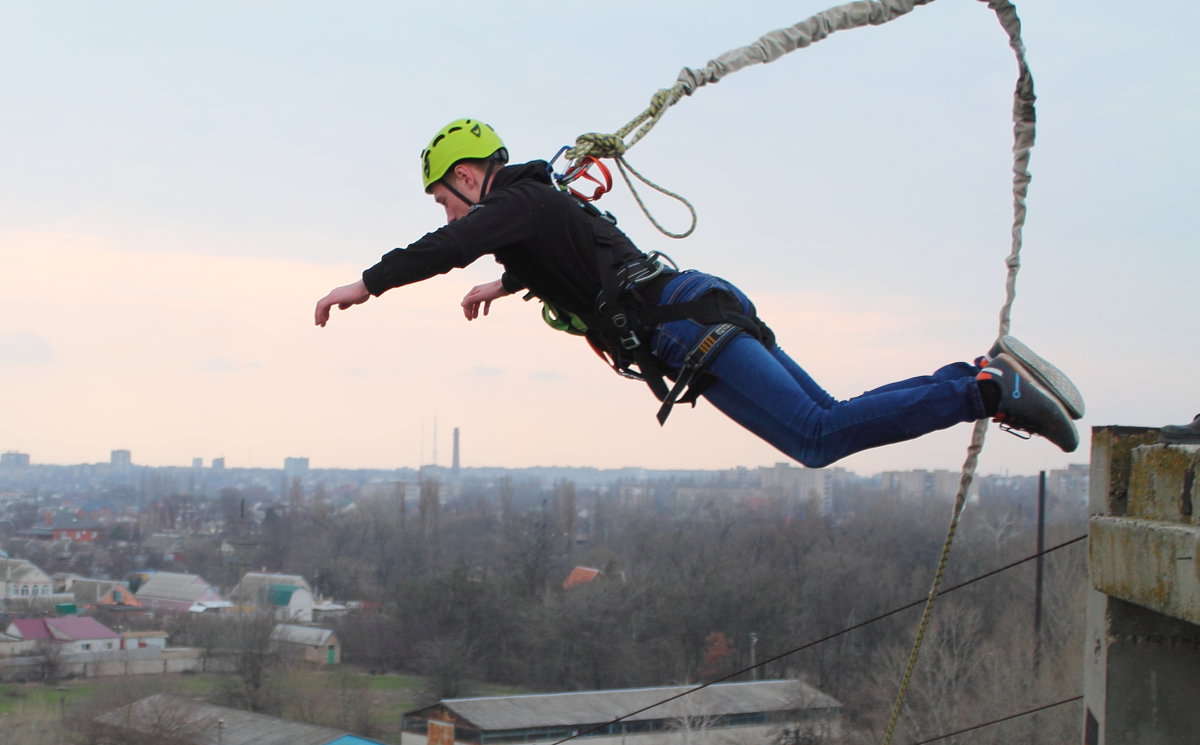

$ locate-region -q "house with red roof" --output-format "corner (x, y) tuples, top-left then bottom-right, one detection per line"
(563, 566), (604, 590)
(6, 616), (121, 655)
(18, 512), (106, 542)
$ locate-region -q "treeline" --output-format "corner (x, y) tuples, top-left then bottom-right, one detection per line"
(198, 479), (1086, 743)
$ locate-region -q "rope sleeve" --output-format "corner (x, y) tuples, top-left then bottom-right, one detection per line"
(674, 0), (936, 95)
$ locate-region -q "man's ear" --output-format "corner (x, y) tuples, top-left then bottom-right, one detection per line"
(450, 163), (478, 190)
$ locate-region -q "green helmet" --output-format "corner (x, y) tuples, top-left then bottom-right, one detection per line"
(420, 118), (507, 191)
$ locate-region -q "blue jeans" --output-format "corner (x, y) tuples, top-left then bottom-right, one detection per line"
(649, 271), (987, 468)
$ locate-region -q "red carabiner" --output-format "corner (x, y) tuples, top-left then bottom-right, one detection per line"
(563, 156), (613, 202)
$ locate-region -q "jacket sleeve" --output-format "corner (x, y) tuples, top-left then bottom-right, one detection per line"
(361, 186), (547, 297)
(500, 271), (526, 294)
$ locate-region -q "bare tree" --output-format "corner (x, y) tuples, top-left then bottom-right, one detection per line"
(215, 613), (282, 713)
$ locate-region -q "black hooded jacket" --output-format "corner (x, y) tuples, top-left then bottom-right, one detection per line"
(361, 160), (670, 324)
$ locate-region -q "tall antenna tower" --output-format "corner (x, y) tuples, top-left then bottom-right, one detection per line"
(431, 416), (438, 466)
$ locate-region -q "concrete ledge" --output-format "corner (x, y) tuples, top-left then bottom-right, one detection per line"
(1090, 515), (1200, 625)
(1128, 444), (1199, 523)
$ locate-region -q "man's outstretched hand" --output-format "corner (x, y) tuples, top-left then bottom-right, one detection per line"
(461, 279), (512, 321)
(315, 279), (370, 327)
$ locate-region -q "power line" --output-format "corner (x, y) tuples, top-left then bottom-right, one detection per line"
(549, 533), (1087, 745)
(907, 695), (1083, 745)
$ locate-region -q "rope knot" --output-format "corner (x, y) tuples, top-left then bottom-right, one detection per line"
(647, 87), (681, 116)
(567, 132), (626, 161)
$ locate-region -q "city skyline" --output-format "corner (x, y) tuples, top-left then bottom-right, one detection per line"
(0, 443), (1088, 480)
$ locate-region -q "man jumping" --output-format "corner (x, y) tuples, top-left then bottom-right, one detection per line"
(315, 118), (1083, 467)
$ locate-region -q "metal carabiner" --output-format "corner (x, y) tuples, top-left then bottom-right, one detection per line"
(563, 157), (613, 201)
(548, 146), (613, 202)
(546, 145), (571, 183)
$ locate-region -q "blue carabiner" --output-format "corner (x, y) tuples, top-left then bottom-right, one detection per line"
(546, 145), (572, 185)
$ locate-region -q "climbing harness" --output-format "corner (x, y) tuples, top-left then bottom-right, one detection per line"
(542, 155), (772, 422)
(556, 198), (774, 424)
(554, 0), (1040, 742)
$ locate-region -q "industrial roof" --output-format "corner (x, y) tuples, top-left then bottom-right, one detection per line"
(419, 679), (841, 731)
(95, 694), (385, 745)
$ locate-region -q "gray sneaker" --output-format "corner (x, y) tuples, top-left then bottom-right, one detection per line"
(1159, 414), (1200, 444)
(987, 336), (1085, 420)
(979, 354), (1079, 453)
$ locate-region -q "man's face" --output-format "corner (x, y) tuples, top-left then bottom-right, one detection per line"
(430, 182), (471, 224)
(430, 166), (482, 224)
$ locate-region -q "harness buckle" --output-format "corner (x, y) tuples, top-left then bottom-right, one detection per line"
(615, 251), (678, 292)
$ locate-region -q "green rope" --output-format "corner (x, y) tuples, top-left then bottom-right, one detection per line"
(568, 1), (1036, 737)
(613, 157), (697, 239)
(567, 90), (697, 239)
(881, 1), (1035, 742)
(565, 0), (938, 237)
(881, 423), (985, 743)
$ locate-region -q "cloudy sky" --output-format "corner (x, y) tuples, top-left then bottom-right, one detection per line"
(1, 0), (1195, 475)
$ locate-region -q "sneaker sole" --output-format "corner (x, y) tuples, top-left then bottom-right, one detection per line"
(990, 336), (1085, 419)
(988, 354), (1080, 453)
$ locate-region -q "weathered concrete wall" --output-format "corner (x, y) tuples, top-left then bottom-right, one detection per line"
(0, 647), (237, 681)
(1083, 426), (1200, 745)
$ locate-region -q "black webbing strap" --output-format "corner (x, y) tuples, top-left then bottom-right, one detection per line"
(572, 200), (773, 425)
(655, 322), (741, 425)
(637, 292), (775, 348)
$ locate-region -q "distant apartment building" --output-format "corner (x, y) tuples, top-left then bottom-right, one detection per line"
(758, 462), (832, 514)
(0, 451), (30, 468)
(1046, 463), (1089, 506)
(283, 457), (310, 503)
(283, 457), (309, 477)
(111, 449), (132, 468)
(879, 469), (978, 502)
